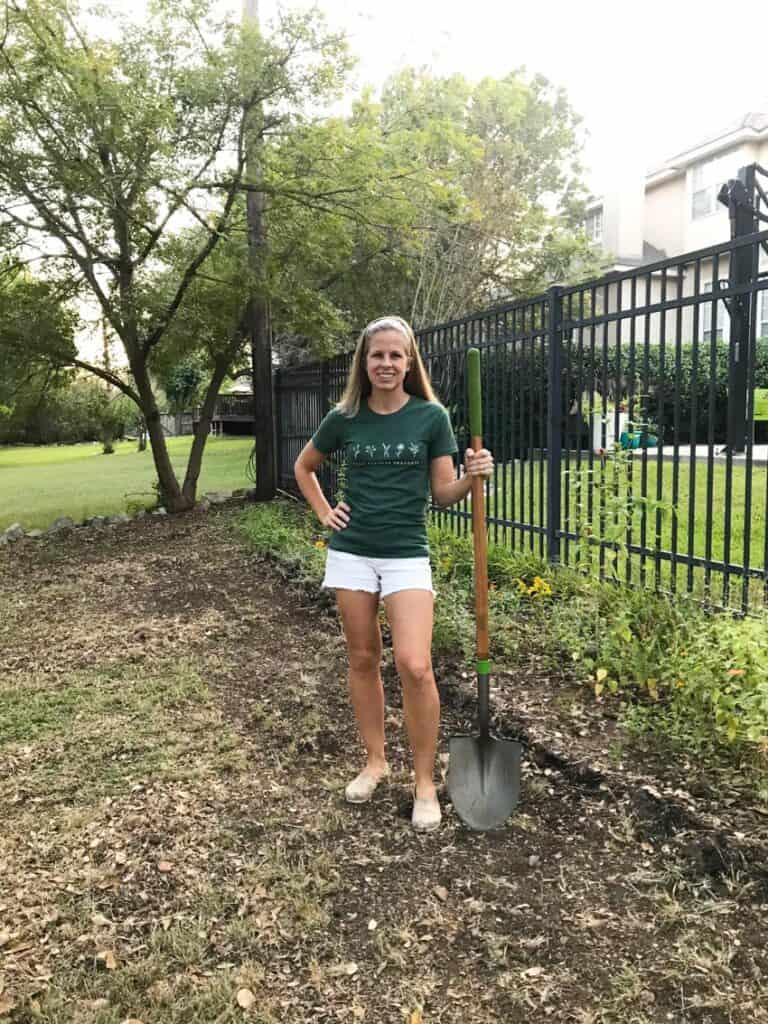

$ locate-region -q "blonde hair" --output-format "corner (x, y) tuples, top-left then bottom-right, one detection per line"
(336, 315), (438, 416)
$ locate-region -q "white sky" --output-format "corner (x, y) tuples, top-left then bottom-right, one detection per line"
(248, 0), (767, 194)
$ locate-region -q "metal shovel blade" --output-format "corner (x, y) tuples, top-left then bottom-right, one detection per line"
(447, 733), (522, 831)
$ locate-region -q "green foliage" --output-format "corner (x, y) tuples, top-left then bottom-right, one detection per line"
(0, 377), (128, 446)
(0, 264), (77, 422)
(534, 569), (768, 756)
(450, 336), (768, 460)
(238, 501), (328, 582)
(325, 69), (599, 331)
(160, 359), (207, 412)
(567, 445), (675, 578)
(567, 336), (768, 446)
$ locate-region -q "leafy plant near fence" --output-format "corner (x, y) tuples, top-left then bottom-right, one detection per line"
(238, 499), (768, 767)
(567, 445), (676, 577)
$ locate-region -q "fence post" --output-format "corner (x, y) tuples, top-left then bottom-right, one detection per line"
(720, 165), (757, 453)
(320, 359), (330, 416)
(546, 286), (563, 563)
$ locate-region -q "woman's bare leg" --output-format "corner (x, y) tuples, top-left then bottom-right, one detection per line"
(335, 589), (387, 775)
(383, 589), (438, 800)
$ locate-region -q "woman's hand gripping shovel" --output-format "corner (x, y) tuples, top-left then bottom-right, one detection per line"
(446, 347), (522, 830)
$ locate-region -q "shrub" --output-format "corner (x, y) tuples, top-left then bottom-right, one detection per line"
(440, 336), (768, 455)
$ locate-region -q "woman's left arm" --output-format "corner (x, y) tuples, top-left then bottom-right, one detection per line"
(430, 448), (494, 507)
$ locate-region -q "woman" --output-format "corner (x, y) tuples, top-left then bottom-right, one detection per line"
(294, 315), (493, 831)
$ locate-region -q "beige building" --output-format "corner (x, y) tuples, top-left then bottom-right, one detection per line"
(585, 110), (768, 345)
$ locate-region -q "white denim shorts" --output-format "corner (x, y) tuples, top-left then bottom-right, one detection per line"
(322, 549), (435, 598)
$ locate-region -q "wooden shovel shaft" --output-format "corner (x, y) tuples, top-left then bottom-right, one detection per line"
(471, 434), (489, 662)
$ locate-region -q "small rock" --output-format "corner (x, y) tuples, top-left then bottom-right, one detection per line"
(86, 515), (107, 528)
(232, 488), (247, 498)
(135, 510), (147, 520)
(107, 513), (131, 526)
(528, 854), (541, 868)
(26, 529), (44, 539)
(152, 507), (168, 517)
(203, 491), (230, 505)
(198, 499), (211, 513)
(48, 516), (75, 534)
(2, 523), (24, 542)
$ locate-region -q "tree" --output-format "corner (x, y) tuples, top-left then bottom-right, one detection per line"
(332, 69), (600, 328)
(0, 0), (354, 509)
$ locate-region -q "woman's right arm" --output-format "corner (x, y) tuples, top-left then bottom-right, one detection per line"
(294, 441), (350, 532)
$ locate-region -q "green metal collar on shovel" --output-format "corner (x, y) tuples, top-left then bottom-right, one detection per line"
(446, 347), (522, 830)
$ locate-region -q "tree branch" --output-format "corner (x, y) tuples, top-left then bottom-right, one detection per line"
(72, 359), (141, 404)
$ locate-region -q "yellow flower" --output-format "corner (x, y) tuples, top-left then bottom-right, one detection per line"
(314, 540), (326, 550)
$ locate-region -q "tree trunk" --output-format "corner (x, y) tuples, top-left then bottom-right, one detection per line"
(243, 0), (276, 502)
(181, 359), (230, 503)
(131, 358), (191, 512)
(249, 294), (275, 501)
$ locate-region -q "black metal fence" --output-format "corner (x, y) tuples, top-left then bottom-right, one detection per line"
(275, 167), (768, 613)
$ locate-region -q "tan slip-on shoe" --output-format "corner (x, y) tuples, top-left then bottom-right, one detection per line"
(412, 791), (442, 832)
(345, 766), (390, 804)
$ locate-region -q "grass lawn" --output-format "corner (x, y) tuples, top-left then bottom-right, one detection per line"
(442, 454), (768, 608)
(0, 436), (254, 531)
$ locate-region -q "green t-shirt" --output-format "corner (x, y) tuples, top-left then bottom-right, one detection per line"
(311, 395), (458, 558)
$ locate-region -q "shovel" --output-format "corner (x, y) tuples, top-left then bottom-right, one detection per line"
(446, 347), (522, 830)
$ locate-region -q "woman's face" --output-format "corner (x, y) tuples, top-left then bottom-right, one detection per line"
(365, 329), (411, 393)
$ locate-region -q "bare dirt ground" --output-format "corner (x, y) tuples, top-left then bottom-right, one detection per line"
(1, 504), (767, 1024)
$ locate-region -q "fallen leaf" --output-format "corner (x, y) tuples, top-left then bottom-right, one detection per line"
(236, 988), (256, 1009)
(121, 1019), (145, 1024)
(81, 998), (110, 1011)
(91, 913), (112, 929)
(96, 949), (118, 970)
(410, 1010), (423, 1024)
(0, 998), (17, 1017)
(157, 860), (173, 873)
(328, 962), (359, 977)
(433, 885), (448, 902)
(522, 966), (545, 978)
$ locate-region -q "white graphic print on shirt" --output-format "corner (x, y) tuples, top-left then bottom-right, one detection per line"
(347, 440), (426, 466)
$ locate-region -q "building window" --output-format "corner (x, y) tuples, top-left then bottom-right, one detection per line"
(585, 207), (603, 243)
(760, 288), (768, 338)
(691, 152), (736, 221)
(701, 281), (725, 344)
